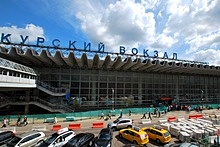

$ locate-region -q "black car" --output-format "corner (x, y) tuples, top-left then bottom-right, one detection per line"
(0, 131), (16, 146)
(63, 132), (94, 147)
(94, 128), (113, 147)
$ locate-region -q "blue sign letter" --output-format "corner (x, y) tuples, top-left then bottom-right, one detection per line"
(120, 46), (126, 55)
(143, 49), (149, 57)
(84, 42), (91, 51)
(163, 52), (168, 59)
(98, 42), (104, 52)
(36, 37), (45, 46)
(52, 39), (60, 47)
(154, 50), (158, 58)
(69, 41), (76, 49)
(20, 35), (28, 44)
(1, 33), (11, 43)
(132, 48), (138, 55)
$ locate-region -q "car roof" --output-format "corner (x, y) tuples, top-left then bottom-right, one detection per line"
(74, 133), (94, 138)
(100, 128), (111, 133)
(122, 127), (146, 135)
(142, 126), (168, 133)
(0, 131), (14, 135)
(18, 131), (43, 138)
(117, 118), (131, 120)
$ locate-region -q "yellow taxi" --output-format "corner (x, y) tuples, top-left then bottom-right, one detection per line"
(141, 125), (171, 144)
(118, 126), (149, 146)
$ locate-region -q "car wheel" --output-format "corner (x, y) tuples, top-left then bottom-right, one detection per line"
(119, 133), (123, 138)
(127, 125), (132, 128)
(112, 127), (117, 131)
(156, 138), (161, 144)
(35, 140), (43, 147)
(133, 140), (138, 145)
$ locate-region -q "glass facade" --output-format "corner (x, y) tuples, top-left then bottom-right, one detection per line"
(38, 67), (220, 109)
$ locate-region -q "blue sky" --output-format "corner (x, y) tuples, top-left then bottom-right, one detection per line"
(1, 0), (220, 65)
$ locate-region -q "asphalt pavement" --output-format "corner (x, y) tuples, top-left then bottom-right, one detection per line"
(1, 109), (219, 147)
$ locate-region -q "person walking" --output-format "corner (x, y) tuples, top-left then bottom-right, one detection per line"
(108, 112), (111, 120)
(23, 116), (28, 126)
(129, 110), (131, 116)
(148, 112), (152, 120)
(54, 115), (57, 124)
(17, 114), (21, 126)
(118, 110), (123, 119)
(1, 118), (7, 128)
(141, 112), (147, 119)
(100, 112), (104, 119)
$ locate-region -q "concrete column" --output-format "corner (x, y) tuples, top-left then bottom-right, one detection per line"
(138, 78), (142, 105)
(91, 81), (96, 105)
(175, 79), (179, 103)
(24, 90), (30, 114)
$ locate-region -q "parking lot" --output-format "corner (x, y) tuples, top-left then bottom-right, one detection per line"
(1, 109), (219, 146)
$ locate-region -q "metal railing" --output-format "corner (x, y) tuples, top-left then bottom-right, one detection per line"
(36, 81), (66, 96)
(0, 96), (73, 113)
(0, 57), (36, 75)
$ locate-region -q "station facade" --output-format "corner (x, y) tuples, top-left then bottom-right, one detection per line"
(0, 44), (220, 113)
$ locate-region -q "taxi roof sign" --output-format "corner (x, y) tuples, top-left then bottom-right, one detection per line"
(57, 127), (68, 134)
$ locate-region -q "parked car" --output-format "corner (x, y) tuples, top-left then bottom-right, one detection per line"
(107, 118), (133, 131)
(36, 127), (76, 147)
(6, 130), (45, 147)
(164, 142), (199, 147)
(63, 132), (94, 147)
(0, 131), (16, 146)
(141, 125), (171, 144)
(94, 128), (113, 147)
(119, 126), (149, 146)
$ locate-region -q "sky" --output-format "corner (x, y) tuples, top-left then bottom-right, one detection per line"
(0, 0), (220, 65)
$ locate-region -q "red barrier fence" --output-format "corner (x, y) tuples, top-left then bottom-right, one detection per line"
(92, 122), (104, 128)
(52, 124), (61, 131)
(168, 116), (177, 122)
(68, 123), (81, 130)
(189, 114), (203, 119)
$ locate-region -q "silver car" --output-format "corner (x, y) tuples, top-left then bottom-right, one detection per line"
(6, 131), (45, 147)
(107, 118), (133, 131)
(37, 127), (76, 147)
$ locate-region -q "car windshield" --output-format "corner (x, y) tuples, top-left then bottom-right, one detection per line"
(44, 133), (59, 144)
(163, 131), (170, 137)
(98, 133), (111, 140)
(113, 119), (119, 123)
(7, 137), (21, 147)
(68, 137), (80, 144)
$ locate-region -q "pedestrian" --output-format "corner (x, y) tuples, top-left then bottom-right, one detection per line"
(1, 118), (7, 128)
(148, 112), (152, 120)
(158, 111), (161, 118)
(129, 110), (131, 116)
(17, 114), (21, 126)
(141, 113), (146, 119)
(54, 115), (57, 124)
(108, 112), (111, 120)
(23, 116), (28, 126)
(118, 110), (123, 119)
(100, 112), (104, 119)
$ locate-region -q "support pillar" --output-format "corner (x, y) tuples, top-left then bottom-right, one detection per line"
(91, 81), (96, 105)
(138, 78), (142, 105)
(24, 90), (30, 114)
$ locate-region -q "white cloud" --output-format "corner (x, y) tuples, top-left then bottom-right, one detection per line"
(64, 0), (172, 53)
(0, 24), (45, 43)
(193, 49), (220, 65)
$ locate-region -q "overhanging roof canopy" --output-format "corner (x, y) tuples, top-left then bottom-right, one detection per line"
(0, 46), (219, 76)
